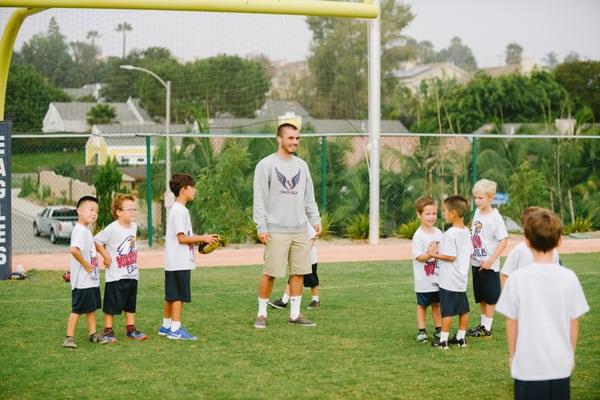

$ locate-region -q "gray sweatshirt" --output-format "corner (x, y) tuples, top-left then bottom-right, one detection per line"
(253, 153), (321, 234)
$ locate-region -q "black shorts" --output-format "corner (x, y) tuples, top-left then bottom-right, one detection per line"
(103, 279), (138, 315)
(72, 287), (101, 314)
(286, 263), (320, 288)
(416, 291), (440, 307)
(514, 377), (570, 400)
(439, 288), (470, 318)
(472, 266), (501, 304)
(165, 270), (191, 302)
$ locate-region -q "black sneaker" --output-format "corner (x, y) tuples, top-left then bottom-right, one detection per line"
(468, 325), (493, 337)
(466, 325), (483, 337)
(307, 300), (320, 310)
(456, 337), (467, 348)
(432, 339), (449, 350)
(268, 298), (288, 309)
(448, 334), (458, 344)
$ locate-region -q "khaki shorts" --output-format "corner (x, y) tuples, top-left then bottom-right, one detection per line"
(263, 232), (311, 278)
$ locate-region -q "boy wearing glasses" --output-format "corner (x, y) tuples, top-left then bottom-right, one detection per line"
(95, 194), (147, 342)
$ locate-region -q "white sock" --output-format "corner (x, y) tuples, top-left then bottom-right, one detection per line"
(171, 320), (181, 332)
(456, 330), (466, 340)
(312, 295), (319, 302)
(483, 317), (493, 331)
(162, 318), (172, 328)
(281, 293), (290, 304)
(258, 297), (268, 317)
(440, 331), (449, 342)
(480, 314), (486, 327)
(290, 296), (302, 320)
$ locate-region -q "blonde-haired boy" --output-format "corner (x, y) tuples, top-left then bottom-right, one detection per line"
(468, 179), (508, 337)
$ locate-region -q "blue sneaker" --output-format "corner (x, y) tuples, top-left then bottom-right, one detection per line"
(158, 326), (170, 336)
(167, 327), (197, 340)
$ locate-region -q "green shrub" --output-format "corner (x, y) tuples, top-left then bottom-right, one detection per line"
(319, 212), (334, 240)
(345, 213), (369, 239)
(18, 176), (37, 197)
(397, 218), (420, 239)
(564, 216), (594, 235)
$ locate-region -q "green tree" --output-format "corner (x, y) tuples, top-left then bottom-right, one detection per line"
(563, 51), (580, 63)
(542, 52), (559, 69)
(504, 161), (549, 221)
(86, 103), (117, 126)
(94, 158), (122, 229)
(505, 42), (523, 65)
(555, 61), (600, 120)
(436, 36), (478, 71)
(5, 63), (70, 132)
(115, 22), (133, 58)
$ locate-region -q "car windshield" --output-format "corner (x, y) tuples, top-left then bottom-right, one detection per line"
(53, 209), (77, 218)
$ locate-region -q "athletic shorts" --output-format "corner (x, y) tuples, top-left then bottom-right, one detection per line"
(514, 377), (570, 400)
(416, 291), (440, 307)
(72, 287), (101, 314)
(263, 232), (311, 278)
(103, 279), (138, 315)
(472, 266), (501, 305)
(439, 288), (470, 318)
(165, 270), (191, 302)
(287, 263), (319, 288)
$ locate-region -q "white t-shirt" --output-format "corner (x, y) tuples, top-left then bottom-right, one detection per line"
(165, 202), (195, 271)
(501, 241), (560, 277)
(437, 227), (474, 292)
(411, 226), (443, 293)
(496, 263), (589, 381)
(94, 221), (139, 282)
(69, 223), (100, 290)
(471, 208), (508, 271)
(307, 222), (318, 265)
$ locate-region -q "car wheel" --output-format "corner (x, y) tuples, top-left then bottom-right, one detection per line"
(50, 229), (57, 244)
(33, 223), (40, 237)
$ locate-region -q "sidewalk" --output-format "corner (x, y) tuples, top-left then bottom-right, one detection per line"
(12, 236), (600, 271)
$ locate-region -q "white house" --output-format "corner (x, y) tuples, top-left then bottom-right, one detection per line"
(42, 97), (154, 133)
(392, 62), (471, 93)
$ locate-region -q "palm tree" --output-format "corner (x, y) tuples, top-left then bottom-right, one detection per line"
(86, 30), (101, 50)
(115, 22), (132, 58)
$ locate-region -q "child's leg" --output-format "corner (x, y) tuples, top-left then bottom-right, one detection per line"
(104, 313), (114, 330)
(284, 284), (290, 297)
(440, 316), (452, 343)
(311, 286), (318, 297)
(125, 312), (135, 326)
(85, 311), (97, 335)
(458, 312), (469, 331)
(416, 305), (427, 330)
(431, 303), (442, 329)
(66, 313), (80, 337)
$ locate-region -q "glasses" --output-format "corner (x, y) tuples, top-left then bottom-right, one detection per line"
(121, 208), (137, 213)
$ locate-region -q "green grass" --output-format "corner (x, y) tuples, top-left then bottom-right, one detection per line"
(1, 254), (598, 399)
(11, 150), (84, 173)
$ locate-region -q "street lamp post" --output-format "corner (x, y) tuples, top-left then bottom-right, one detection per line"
(120, 64), (172, 208)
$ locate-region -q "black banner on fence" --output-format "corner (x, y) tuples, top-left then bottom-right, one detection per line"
(0, 121), (11, 280)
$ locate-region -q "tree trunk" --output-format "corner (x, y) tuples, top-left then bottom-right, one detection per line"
(568, 188), (575, 224)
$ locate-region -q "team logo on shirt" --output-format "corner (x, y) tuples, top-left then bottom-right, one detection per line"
(275, 167), (301, 194)
(424, 259), (437, 276)
(471, 221), (487, 258)
(116, 235), (138, 273)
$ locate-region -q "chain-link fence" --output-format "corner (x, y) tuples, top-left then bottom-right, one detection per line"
(10, 132), (600, 253)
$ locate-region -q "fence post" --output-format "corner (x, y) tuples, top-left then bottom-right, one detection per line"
(321, 135), (327, 211)
(145, 136), (153, 247)
(0, 121), (12, 279)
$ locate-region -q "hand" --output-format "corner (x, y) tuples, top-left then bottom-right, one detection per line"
(427, 241), (439, 255)
(479, 259), (493, 271)
(314, 224), (322, 236)
(103, 256), (112, 269)
(201, 234), (220, 245)
(84, 263), (94, 273)
(258, 232), (269, 245)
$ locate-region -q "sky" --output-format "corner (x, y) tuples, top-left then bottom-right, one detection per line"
(1, 0), (599, 68)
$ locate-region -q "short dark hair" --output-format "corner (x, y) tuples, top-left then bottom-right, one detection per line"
(443, 195), (469, 217)
(415, 196), (436, 214)
(520, 206), (541, 225)
(524, 208), (562, 253)
(169, 173), (195, 196)
(77, 195), (98, 209)
(277, 123), (298, 137)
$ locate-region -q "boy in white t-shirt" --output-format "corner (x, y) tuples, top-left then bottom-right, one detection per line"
(429, 195), (474, 350)
(496, 208), (589, 400)
(158, 173), (220, 340)
(410, 196), (443, 344)
(62, 196), (108, 348)
(95, 194), (147, 343)
(268, 221), (320, 310)
(500, 206), (560, 287)
(468, 179), (508, 337)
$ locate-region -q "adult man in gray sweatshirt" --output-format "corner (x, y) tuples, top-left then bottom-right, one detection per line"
(253, 118), (322, 328)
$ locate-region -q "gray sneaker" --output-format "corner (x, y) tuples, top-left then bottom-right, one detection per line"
(416, 331), (428, 344)
(89, 333), (109, 344)
(254, 315), (267, 329)
(62, 336), (77, 349)
(307, 300), (320, 310)
(289, 314), (316, 327)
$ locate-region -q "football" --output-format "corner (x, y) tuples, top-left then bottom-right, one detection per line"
(198, 237), (223, 254)
(62, 272), (71, 282)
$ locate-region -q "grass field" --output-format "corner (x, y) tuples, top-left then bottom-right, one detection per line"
(1, 254), (598, 399)
(12, 151), (84, 174)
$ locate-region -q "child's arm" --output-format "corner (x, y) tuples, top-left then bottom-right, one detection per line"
(177, 232), (220, 245)
(70, 247), (93, 273)
(94, 242), (112, 268)
(416, 241), (438, 262)
(480, 238), (508, 270)
(506, 318), (518, 364)
(430, 253), (456, 262)
(571, 318), (579, 353)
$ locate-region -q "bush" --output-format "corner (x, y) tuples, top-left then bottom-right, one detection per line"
(564, 216), (594, 235)
(18, 176), (37, 197)
(397, 218), (420, 239)
(319, 212), (334, 240)
(345, 213), (369, 239)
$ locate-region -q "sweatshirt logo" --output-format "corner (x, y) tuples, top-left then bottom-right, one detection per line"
(275, 167), (301, 194)
(116, 235), (138, 273)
